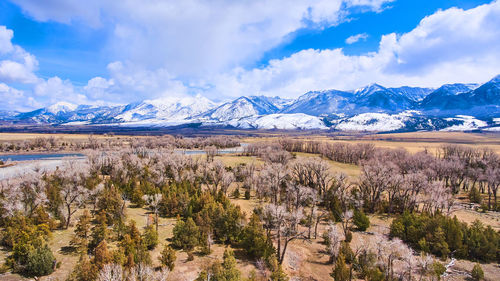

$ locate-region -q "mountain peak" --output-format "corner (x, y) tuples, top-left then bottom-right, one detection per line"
(46, 102), (78, 114)
(438, 83), (478, 95)
(355, 83), (387, 95)
(489, 74), (500, 83)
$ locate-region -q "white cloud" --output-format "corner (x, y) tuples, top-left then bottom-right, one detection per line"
(34, 76), (88, 105)
(11, 0), (392, 77)
(0, 83), (40, 111)
(0, 26), (14, 54)
(0, 26), (39, 84)
(206, 0), (500, 98)
(345, 33), (369, 44)
(345, 0), (395, 12)
(83, 61), (189, 103)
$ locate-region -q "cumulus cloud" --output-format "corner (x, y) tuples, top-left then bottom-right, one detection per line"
(0, 26), (39, 84)
(345, 33), (369, 44)
(345, 0), (395, 12)
(206, 0), (500, 98)
(83, 61), (188, 103)
(11, 0), (392, 77)
(34, 77), (89, 105)
(0, 26), (15, 54)
(0, 82), (41, 111)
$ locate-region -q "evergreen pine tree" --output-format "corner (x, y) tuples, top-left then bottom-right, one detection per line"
(331, 253), (349, 281)
(71, 209), (92, 252)
(159, 244), (177, 271)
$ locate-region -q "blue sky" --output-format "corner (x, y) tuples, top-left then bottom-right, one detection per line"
(0, 0), (499, 110)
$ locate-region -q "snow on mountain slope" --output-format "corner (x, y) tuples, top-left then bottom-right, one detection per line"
(420, 83), (479, 110)
(46, 102), (78, 114)
(5, 75), (499, 131)
(264, 96), (294, 110)
(388, 86), (434, 102)
(0, 110), (19, 120)
(281, 90), (354, 116)
(352, 84), (415, 113)
(440, 115), (487, 131)
(224, 113), (328, 130)
(116, 94), (216, 122)
(333, 111), (417, 132)
(483, 126), (500, 131)
(200, 96), (280, 122)
(105, 119), (193, 127)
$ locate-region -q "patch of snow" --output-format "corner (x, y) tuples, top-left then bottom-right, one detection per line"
(223, 113), (328, 130)
(205, 97), (263, 121)
(354, 83), (386, 95)
(441, 115), (487, 131)
(334, 111), (416, 132)
(489, 74), (500, 83)
(46, 102), (78, 114)
(493, 118), (500, 124)
(61, 121), (90, 126)
(116, 94), (216, 122)
(106, 119), (194, 127)
(483, 126), (500, 131)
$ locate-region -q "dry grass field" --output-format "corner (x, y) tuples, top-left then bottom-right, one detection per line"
(243, 131), (500, 154)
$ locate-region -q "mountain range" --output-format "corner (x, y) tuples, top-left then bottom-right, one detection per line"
(2, 75), (500, 132)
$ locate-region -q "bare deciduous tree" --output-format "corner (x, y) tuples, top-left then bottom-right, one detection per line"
(325, 223), (344, 263)
(264, 203), (304, 264)
(142, 193), (163, 232)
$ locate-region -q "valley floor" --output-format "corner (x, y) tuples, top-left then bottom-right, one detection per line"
(1, 131), (499, 280)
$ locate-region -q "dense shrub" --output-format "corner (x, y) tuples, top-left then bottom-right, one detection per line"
(331, 253), (349, 281)
(471, 263), (484, 281)
(353, 209), (370, 231)
(469, 186), (482, 204)
(195, 249), (241, 281)
(172, 217), (199, 251)
(432, 262), (446, 279)
(142, 225), (158, 250)
(390, 212), (499, 262)
(24, 245), (55, 277)
(159, 244), (176, 270)
(238, 213), (274, 260)
(1, 215), (55, 277)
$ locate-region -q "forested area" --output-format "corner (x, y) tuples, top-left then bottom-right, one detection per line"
(0, 137), (499, 280)
(0, 135), (240, 152)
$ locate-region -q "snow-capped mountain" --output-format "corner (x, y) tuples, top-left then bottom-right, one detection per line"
(223, 113), (327, 130)
(420, 83), (479, 110)
(467, 75), (500, 108)
(387, 86), (434, 102)
(351, 84), (416, 113)
(2, 75), (500, 132)
(0, 110), (19, 121)
(281, 90), (354, 116)
(46, 102), (78, 114)
(332, 111), (415, 132)
(199, 96), (286, 122)
(116, 95), (216, 122)
(15, 103), (125, 124)
(282, 84), (432, 116)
